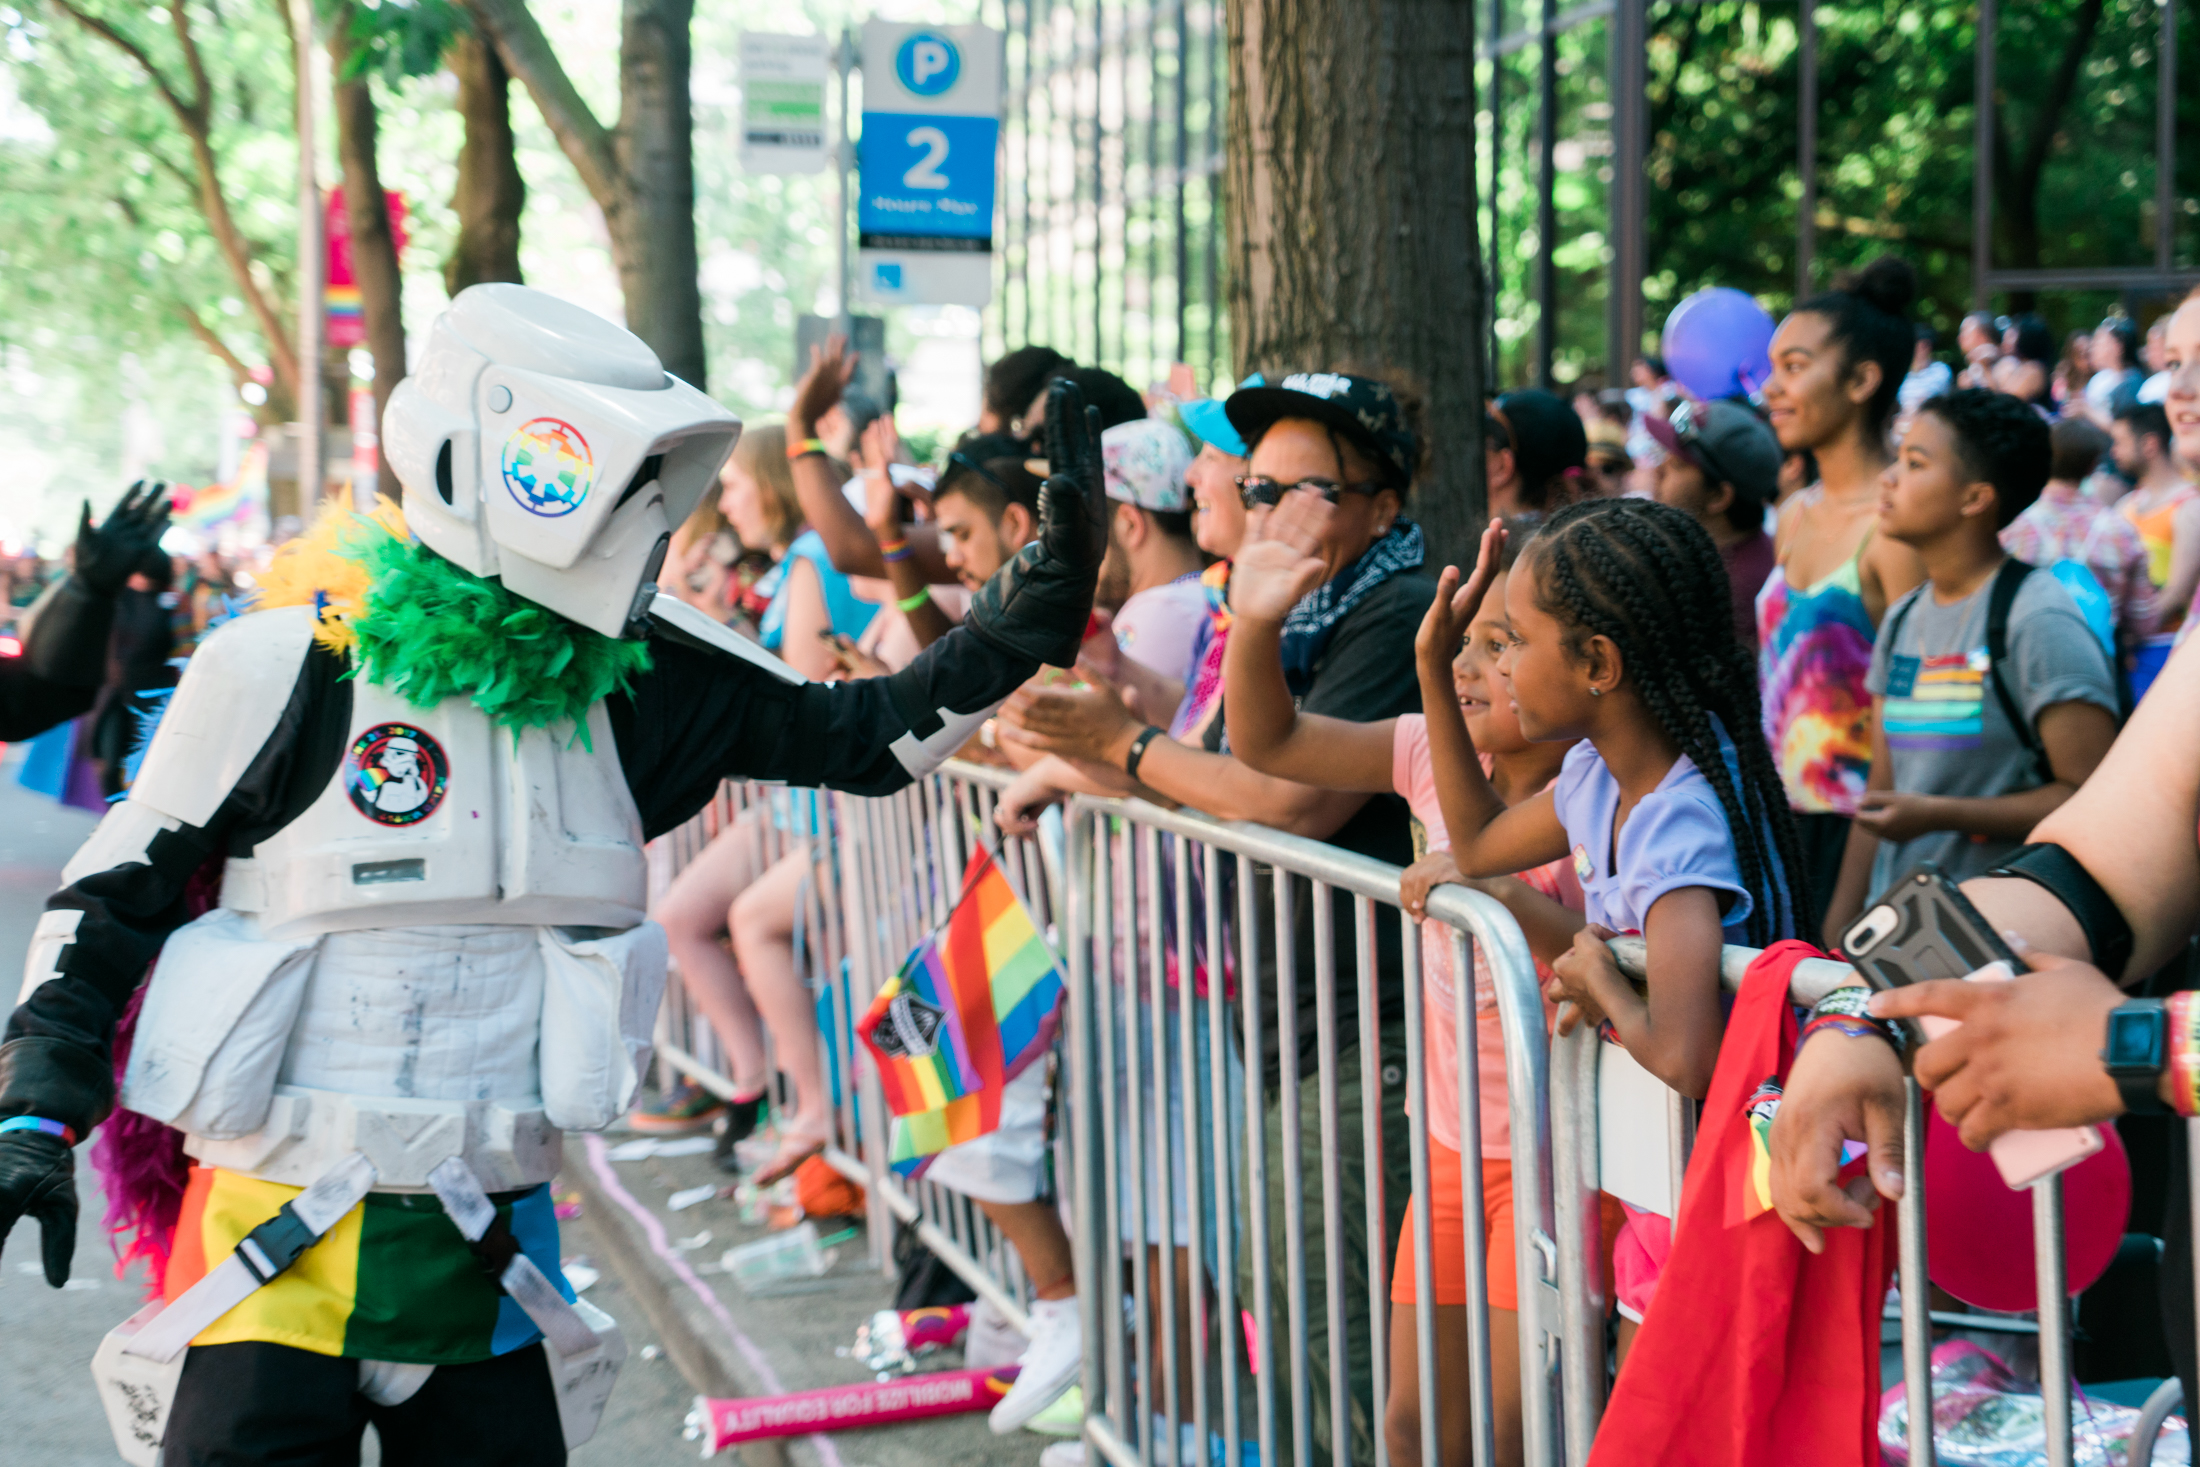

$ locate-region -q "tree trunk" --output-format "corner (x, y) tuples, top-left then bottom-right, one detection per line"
(1225, 0), (1485, 569)
(328, 12), (407, 486)
(468, 0), (706, 389)
(445, 33), (526, 292)
(609, 0), (705, 388)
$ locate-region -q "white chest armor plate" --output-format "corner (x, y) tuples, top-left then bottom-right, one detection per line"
(220, 682), (648, 939)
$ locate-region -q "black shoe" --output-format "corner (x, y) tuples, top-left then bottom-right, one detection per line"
(712, 1093), (768, 1174)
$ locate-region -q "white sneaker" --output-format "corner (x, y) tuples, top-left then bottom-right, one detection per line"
(1039, 1442), (1087, 1467)
(990, 1296), (1084, 1434)
(965, 1295), (1027, 1371)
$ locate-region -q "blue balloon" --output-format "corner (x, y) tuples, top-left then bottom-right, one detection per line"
(1661, 287), (1777, 401)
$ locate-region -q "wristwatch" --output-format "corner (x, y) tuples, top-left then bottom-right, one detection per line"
(2101, 998), (2169, 1116)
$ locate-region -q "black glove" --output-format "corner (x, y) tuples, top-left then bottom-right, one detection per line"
(73, 481), (172, 598)
(962, 379), (1106, 669)
(0, 1130), (77, 1287)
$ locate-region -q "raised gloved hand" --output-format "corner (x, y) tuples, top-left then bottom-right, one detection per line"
(0, 1129), (77, 1287)
(962, 379), (1107, 669)
(74, 481), (173, 597)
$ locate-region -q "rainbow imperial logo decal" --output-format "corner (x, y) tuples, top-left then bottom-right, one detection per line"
(346, 723), (450, 826)
(501, 416), (595, 517)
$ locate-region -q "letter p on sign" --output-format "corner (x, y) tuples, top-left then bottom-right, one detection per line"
(895, 32), (961, 95)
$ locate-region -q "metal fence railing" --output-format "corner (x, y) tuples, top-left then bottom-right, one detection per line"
(644, 766), (2194, 1467)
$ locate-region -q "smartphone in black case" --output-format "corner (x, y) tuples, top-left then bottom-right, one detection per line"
(1839, 862), (2021, 1051)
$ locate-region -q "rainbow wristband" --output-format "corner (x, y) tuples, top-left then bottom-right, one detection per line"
(787, 437), (827, 461)
(2169, 992), (2200, 1118)
(879, 539), (913, 563)
(0, 1116), (77, 1145)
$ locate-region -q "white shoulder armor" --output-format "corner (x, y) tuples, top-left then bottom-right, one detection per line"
(131, 607), (318, 829)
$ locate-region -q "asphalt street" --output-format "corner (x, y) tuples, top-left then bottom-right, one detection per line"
(0, 751), (700, 1464)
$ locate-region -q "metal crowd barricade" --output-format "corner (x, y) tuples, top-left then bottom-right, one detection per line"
(643, 762), (1067, 1329)
(1057, 793), (1557, 1467)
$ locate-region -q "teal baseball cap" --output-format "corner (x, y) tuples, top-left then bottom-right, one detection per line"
(1177, 374), (1264, 458)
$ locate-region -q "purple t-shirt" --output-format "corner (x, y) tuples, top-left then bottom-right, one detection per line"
(1551, 738), (1754, 937)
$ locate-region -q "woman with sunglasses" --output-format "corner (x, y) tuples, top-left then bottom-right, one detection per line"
(1757, 255), (1928, 933)
(999, 370), (1435, 1467)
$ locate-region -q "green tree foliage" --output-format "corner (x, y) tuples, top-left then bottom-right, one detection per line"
(1490, 0), (2199, 388)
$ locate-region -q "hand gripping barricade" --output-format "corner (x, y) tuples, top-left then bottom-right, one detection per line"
(0, 282), (1106, 1465)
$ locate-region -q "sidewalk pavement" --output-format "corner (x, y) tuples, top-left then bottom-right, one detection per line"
(567, 1126), (1054, 1467)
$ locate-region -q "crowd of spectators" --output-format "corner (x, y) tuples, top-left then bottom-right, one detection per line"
(610, 263), (2200, 1463)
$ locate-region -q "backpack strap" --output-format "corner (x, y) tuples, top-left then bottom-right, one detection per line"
(1985, 558), (2046, 779)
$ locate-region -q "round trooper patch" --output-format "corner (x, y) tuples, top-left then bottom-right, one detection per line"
(346, 723), (449, 826)
(501, 416), (594, 517)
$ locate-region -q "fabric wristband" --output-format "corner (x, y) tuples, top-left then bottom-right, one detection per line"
(1801, 985), (1904, 1054)
(897, 587), (932, 613)
(787, 437), (827, 461)
(0, 1115), (78, 1145)
(1123, 725), (1165, 779)
(878, 539), (912, 562)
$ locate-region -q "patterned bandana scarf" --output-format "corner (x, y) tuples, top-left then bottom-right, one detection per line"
(1278, 519), (1426, 694)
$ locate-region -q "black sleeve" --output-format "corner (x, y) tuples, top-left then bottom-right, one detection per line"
(0, 664), (96, 743)
(0, 645), (350, 1133)
(610, 625), (1034, 840)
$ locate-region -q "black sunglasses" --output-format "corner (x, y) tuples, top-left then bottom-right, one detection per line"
(1234, 475), (1383, 509)
(947, 451), (1015, 496)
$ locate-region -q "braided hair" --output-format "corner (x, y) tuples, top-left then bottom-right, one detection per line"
(1524, 498), (1804, 945)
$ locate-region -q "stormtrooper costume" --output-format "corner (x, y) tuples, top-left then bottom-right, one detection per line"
(0, 286), (1106, 1466)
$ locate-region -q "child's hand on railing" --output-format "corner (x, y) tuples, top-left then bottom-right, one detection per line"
(995, 766), (1069, 836)
(1547, 922), (1619, 1035)
(1399, 850), (1465, 921)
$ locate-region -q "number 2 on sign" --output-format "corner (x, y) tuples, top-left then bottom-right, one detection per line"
(903, 126), (950, 190)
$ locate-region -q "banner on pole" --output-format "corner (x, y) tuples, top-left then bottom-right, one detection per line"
(739, 32), (831, 175)
(857, 21), (1000, 308)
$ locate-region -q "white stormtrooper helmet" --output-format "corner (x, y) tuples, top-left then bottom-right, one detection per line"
(383, 284), (742, 638)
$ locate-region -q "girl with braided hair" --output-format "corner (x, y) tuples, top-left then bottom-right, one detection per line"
(1420, 497), (1802, 1342)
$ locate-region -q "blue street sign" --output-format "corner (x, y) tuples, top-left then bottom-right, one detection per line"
(857, 112), (998, 251)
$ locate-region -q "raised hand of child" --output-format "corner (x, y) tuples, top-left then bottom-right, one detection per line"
(1416, 517), (1507, 677)
(1228, 487), (1332, 623)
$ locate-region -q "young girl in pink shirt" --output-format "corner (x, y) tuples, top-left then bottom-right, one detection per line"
(1225, 516), (1584, 1467)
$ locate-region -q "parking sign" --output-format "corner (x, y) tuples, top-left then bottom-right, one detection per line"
(857, 21), (1001, 307)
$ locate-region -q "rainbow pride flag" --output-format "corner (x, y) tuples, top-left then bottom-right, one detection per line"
(859, 851), (1064, 1177)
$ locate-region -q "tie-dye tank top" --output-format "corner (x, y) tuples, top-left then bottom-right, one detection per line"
(1757, 537), (1877, 815)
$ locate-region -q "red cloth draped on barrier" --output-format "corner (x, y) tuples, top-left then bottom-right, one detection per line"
(1586, 940), (1895, 1467)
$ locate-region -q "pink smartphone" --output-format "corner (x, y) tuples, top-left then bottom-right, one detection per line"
(1915, 961), (2105, 1188)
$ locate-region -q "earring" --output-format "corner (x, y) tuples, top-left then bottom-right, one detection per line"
(1589, 686), (1604, 697)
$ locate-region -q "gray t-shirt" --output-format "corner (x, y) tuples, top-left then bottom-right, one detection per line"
(1864, 566), (2117, 888)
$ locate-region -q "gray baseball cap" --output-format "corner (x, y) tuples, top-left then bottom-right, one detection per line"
(1645, 398), (1781, 507)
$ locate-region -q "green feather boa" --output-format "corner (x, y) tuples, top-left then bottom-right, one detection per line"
(340, 515), (651, 745)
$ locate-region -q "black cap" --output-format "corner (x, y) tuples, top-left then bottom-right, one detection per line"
(1490, 389), (1588, 493)
(1223, 372), (1419, 489)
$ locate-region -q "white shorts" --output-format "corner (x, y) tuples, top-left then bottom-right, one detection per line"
(921, 1060), (1053, 1205)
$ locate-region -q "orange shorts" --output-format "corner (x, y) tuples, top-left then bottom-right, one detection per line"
(1392, 1141), (1515, 1309)
(1392, 1140), (1624, 1312)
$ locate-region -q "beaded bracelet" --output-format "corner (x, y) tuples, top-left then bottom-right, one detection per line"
(787, 437), (827, 461)
(0, 1115), (77, 1145)
(2169, 991), (2200, 1118)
